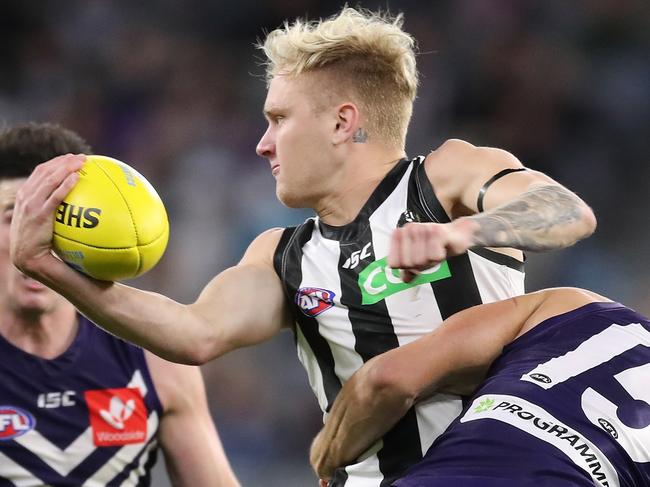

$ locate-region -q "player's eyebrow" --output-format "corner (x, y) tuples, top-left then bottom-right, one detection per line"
(263, 105), (285, 119)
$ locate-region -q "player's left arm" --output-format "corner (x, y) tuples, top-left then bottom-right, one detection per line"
(146, 352), (240, 487)
(390, 140), (596, 279)
(310, 290), (553, 481)
(430, 139), (597, 251)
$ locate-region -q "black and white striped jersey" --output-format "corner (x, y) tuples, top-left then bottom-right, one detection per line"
(273, 156), (525, 486)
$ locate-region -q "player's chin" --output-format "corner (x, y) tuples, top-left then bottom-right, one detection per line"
(276, 187), (308, 209)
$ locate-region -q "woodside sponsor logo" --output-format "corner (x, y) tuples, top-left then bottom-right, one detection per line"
(85, 388), (148, 447)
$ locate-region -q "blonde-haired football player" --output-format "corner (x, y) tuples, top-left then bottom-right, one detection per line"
(261, 7), (417, 148)
(12, 6), (596, 486)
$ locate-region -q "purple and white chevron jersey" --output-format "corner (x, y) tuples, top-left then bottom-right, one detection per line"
(395, 302), (650, 487)
(0, 316), (163, 486)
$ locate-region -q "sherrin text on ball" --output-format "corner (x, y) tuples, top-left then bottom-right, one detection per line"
(52, 155), (169, 281)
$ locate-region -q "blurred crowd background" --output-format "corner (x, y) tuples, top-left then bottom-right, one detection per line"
(2, 0), (648, 485)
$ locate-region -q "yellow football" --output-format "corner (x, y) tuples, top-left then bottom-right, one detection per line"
(52, 155), (169, 281)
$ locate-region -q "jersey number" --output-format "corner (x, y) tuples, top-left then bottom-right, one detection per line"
(521, 323), (650, 463)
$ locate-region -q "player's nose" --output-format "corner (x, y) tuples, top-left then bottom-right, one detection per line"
(256, 128), (275, 158)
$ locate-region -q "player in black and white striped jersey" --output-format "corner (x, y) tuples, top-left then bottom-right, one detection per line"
(274, 155), (529, 485)
(10, 7), (596, 487)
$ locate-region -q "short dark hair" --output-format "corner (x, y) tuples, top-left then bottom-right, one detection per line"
(0, 122), (91, 179)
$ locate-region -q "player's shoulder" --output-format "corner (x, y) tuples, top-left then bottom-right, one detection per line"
(518, 287), (612, 336)
(253, 227), (286, 247)
(240, 226), (295, 268)
(244, 226), (284, 253)
(424, 138), (522, 174)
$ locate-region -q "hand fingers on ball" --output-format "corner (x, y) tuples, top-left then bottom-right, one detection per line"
(45, 172), (80, 213)
(28, 155), (85, 208)
(31, 154), (84, 182)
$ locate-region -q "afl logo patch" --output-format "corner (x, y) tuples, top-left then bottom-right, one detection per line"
(598, 418), (618, 439)
(0, 406), (36, 440)
(296, 287), (336, 317)
(529, 373), (552, 384)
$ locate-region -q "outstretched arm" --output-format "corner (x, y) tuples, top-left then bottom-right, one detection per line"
(310, 288), (604, 480)
(10, 154), (291, 364)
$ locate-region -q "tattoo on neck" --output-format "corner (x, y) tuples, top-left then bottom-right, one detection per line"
(352, 128), (368, 143)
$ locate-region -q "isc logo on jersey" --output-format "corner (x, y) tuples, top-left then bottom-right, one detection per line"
(0, 406), (36, 440)
(342, 242), (372, 270)
(84, 388), (148, 447)
(296, 287), (336, 317)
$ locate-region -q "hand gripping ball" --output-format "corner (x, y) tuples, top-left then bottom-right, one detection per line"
(52, 155), (169, 281)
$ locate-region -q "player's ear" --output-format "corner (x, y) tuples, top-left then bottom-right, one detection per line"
(332, 102), (360, 145)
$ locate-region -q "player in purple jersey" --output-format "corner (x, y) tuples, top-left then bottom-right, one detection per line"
(311, 287), (650, 486)
(0, 123), (240, 486)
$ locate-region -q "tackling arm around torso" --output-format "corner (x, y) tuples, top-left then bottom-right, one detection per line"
(309, 287), (608, 480)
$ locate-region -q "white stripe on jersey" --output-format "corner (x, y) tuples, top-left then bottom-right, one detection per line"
(467, 251), (524, 305)
(301, 225), (365, 392)
(342, 441), (383, 486)
(15, 426), (95, 476)
(366, 164), (460, 456)
(119, 439), (159, 487)
(295, 325), (328, 412)
(0, 451), (52, 486)
(82, 411), (159, 486)
(127, 370), (148, 397)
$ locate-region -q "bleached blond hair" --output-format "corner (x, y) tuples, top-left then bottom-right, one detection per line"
(259, 7), (418, 148)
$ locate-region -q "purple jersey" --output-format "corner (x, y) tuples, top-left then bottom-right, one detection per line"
(395, 302), (650, 487)
(0, 316), (163, 486)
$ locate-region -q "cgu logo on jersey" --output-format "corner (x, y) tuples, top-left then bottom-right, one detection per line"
(358, 257), (452, 305)
(0, 406), (36, 441)
(85, 388), (147, 447)
(55, 202), (102, 229)
(342, 242), (372, 270)
(295, 287), (336, 317)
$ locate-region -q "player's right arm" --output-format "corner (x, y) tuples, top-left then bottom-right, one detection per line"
(10, 154), (292, 364)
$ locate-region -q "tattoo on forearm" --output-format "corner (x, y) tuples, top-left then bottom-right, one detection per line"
(470, 185), (587, 251)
